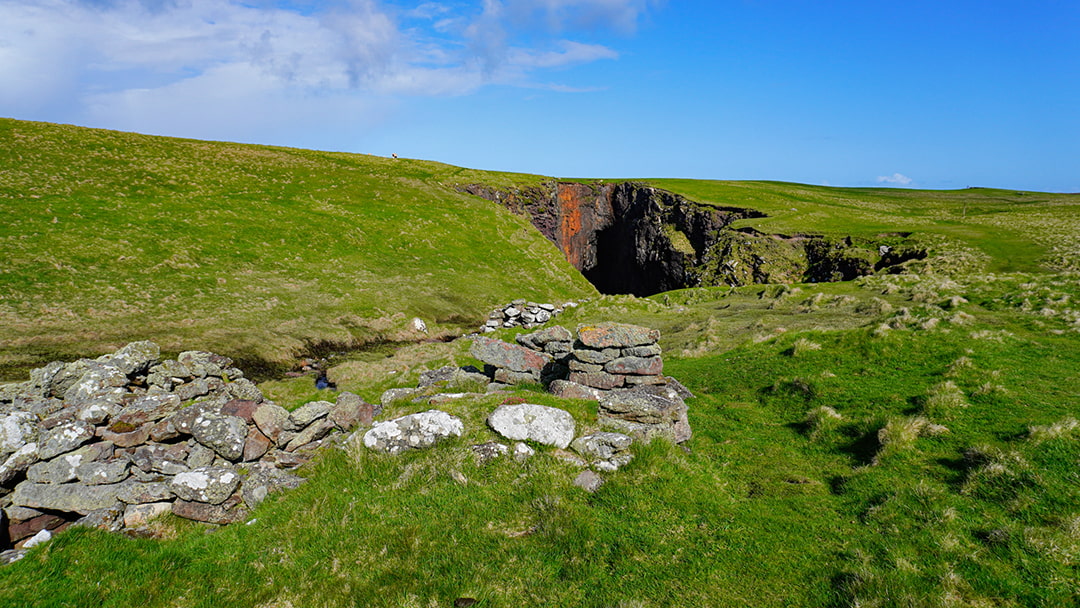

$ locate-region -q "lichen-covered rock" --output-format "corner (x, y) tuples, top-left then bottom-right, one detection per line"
(172, 495), (246, 524)
(487, 403), (576, 449)
(330, 392), (377, 430)
(240, 462), (305, 510)
(576, 322), (660, 349)
(11, 481), (132, 514)
(361, 410), (463, 455)
(548, 380), (603, 401)
(251, 402), (290, 443)
(37, 421), (95, 460)
(470, 336), (552, 374)
(288, 401), (330, 429)
(285, 418), (335, 452)
(26, 452), (86, 484)
(516, 326), (573, 350)
(568, 371), (624, 390)
(178, 351), (231, 379)
(117, 481), (174, 505)
(604, 356), (663, 376)
(1, 412), (39, 455)
(191, 412), (247, 461)
(224, 378), (263, 403)
(75, 460), (130, 485)
(63, 363), (128, 405)
(571, 432), (634, 471)
(0, 443), (39, 485)
(169, 466), (240, 505)
(98, 341), (160, 376)
(598, 385), (691, 443)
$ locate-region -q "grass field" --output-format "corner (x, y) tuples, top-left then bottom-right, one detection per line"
(1, 119), (1078, 607)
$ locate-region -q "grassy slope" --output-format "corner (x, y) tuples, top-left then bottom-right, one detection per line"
(0, 119), (593, 375)
(650, 179), (1080, 274)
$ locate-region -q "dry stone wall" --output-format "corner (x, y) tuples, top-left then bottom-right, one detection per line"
(0, 342), (375, 558)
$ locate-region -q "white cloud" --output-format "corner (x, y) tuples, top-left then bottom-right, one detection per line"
(877, 173), (913, 186)
(0, 0), (652, 139)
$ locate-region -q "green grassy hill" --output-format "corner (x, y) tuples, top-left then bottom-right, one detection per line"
(1, 119), (1078, 607)
(0, 119), (593, 376)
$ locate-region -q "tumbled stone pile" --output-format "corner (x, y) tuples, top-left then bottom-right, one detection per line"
(0, 342), (374, 557)
(427, 322), (691, 444)
(480, 299), (576, 332)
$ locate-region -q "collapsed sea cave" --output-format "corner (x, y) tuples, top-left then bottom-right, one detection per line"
(461, 181), (927, 296)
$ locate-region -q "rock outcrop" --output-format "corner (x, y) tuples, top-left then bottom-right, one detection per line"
(0, 343), (374, 554)
(462, 181), (926, 295)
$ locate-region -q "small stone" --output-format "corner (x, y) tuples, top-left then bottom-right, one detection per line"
(100, 341), (160, 376)
(573, 470), (604, 492)
(513, 442), (535, 461)
(100, 423), (152, 448)
(22, 529), (52, 549)
(251, 402), (290, 443)
(75, 460), (130, 485)
(622, 344), (662, 358)
(380, 387), (420, 409)
(330, 393), (376, 430)
(470, 337), (552, 374)
(471, 441), (509, 465)
(243, 426), (273, 461)
(170, 466), (241, 505)
(220, 399), (260, 423)
(288, 401), (331, 430)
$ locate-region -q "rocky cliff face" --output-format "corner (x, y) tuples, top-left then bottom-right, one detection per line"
(461, 182), (924, 295)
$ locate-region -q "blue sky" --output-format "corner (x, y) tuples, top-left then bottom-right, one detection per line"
(1, 0), (1077, 191)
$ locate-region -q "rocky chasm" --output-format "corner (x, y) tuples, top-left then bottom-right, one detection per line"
(462, 181), (925, 295)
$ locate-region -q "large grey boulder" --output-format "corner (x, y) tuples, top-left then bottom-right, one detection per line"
(487, 403), (576, 449)
(191, 412), (247, 461)
(169, 466), (241, 505)
(362, 410), (463, 455)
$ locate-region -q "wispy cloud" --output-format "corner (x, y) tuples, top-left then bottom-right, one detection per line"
(0, 0), (655, 141)
(877, 173), (914, 186)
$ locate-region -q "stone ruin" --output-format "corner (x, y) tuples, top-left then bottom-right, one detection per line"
(469, 322), (692, 444)
(479, 299), (577, 332)
(0, 342), (376, 562)
(0, 322), (690, 564)
(357, 322), (691, 493)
